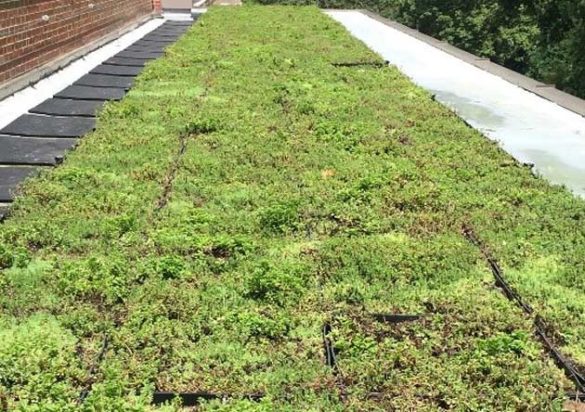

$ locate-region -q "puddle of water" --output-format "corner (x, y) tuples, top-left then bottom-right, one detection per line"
(327, 11), (585, 198)
(432, 90), (506, 129)
(522, 149), (585, 196)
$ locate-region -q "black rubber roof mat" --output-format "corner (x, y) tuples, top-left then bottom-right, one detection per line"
(141, 34), (182, 40)
(30, 98), (104, 117)
(103, 57), (148, 67)
(0, 114), (95, 138)
(150, 26), (188, 32)
(55, 85), (126, 101)
(145, 31), (183, 36)
(133, 39), (175, 45)
(125, 45), (167, 53)
(0, 166), (41, 202)
(139, 37), (180, 43)
(0, 135), (77, 165)
(114, 51), (163, 60)
(148, 30), (187, 36)
(131, 39), (172, 45)
(163, 21), (192, 25)
(142, 30), (181, 35)
(90, 64), (143, 76)
(74, 74), (134, 89)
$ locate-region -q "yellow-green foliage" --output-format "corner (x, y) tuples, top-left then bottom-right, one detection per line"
(1, 5), (584, 411)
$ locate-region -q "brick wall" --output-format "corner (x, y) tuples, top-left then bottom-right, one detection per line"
(0, 0), (154, 85)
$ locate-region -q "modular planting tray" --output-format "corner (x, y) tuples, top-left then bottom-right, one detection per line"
(462, 225), (585, 396)
(331, 60), (389, 68)
(322, 323), (338, 371)
(152, 392), (264, 406)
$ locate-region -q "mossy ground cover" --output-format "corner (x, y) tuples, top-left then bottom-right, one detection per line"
(1, 5), (585, 411)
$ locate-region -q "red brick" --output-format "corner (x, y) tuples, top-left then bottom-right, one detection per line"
(0, 0), (153, 84)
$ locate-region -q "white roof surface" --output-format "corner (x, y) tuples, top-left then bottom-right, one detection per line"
(328, 10), (585, 197)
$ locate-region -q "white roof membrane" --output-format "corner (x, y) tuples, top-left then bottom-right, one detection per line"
(327, 11), (585, 197)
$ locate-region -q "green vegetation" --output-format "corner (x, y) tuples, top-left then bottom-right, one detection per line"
(247, 0), (585, 99)
(2, 5), (585, 410)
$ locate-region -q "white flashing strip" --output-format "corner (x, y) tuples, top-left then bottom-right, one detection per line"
(165, 11), (198, 20)
(0, 18), (165, 130)
(328, 11), (585, 197)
